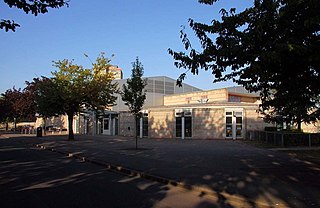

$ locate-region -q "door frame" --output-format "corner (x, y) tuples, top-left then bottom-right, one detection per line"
(138, 110), (148, 139)
(225, 108), (244, 140)
(175, 109), (192, 139)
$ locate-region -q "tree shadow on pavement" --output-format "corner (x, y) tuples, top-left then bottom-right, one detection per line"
(0, 138), (219, 208)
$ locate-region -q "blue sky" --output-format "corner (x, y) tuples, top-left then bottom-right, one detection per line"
(0, 0), (252, 94)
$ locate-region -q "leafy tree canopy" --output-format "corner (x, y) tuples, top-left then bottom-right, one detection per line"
(122, 57), (147, 149)
(1, 0), (69, 32)
(0, 95), (10, 123)
(1, 87), (36, 122)
(122, 57), (147, 116)
(26, 76), (64, 118)
(30, 53), (118, 140)
(169, 0), (320, 129)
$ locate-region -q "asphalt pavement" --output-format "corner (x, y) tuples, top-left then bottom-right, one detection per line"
(0, 136), (221, 208)
(1, 133), (320, 208)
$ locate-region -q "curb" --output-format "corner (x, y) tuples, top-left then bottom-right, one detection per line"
(271, 147), (320, 151)
(35, 144), (185, 187)
(0, 134), (10, 139)
(35, 144), (285, 208)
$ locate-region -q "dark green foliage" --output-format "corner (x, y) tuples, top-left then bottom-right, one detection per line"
(122, 58), (147, 116)
(198, 0), (218, 5)
(29, 53), (118, 140)
(121, 57), (147, 149)
(26, 76), (64, 118)
(0, 19), (20, 32)
(169, 0), (320, 128)
(1, 0), (68, 32)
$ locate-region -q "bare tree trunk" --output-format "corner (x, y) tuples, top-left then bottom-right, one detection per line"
(67, 113), (74, 141)
(297, 121), (302, 132)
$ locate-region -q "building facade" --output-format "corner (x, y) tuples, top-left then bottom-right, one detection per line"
(117, 85), (268, 140)
(35, 75), (319, 139)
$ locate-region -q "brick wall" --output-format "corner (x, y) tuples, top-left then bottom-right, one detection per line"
(119, 112), (135, 137)
(164, 89), (228, 106)
(149, 109), (175, 138)
(192, 108), (225, 139)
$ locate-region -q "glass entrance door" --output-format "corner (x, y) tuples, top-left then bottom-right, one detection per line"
(175, 109), (192, 139)
(138, 112), (148, 138)
(225, 110), (243, 140)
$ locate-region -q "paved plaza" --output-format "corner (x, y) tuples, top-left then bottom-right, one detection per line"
(1, 134), (320, 207)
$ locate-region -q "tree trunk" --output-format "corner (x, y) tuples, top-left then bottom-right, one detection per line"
(67, 113), (74, 141)
(297, 121), (302, 132)
(135, 115), (138, 150)
(297, 115), (302, 132)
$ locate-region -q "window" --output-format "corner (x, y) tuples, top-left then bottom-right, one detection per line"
(226, 115), (232, 137)
(176, 117), (182, 137)
(225, 110), (243, 139)
(228, 95), (241, 102)
(185, 117), (192, 137)
(175, 109), (192, 138)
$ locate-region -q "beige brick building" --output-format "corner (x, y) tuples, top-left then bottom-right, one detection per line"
(35, 75), (319, 139)
(117, 84), (269, 140)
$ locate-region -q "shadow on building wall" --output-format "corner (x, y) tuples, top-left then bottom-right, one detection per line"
(193, 108), (225, 139)
(148, 114), (174, 138)
(148, 108), (225, 139)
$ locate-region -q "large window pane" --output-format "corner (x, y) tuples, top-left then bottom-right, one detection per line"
(143, 117), (148, 137)
(236, 125), (242, 136)
(226, 125), (232, 137)
(176, 117), (182, 137)
(185, 117), (192, 137)
(236, 117), (242, 124)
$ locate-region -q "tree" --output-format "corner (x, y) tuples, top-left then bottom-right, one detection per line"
(26, 76), (65, 133)
(0, 87), (36, 132)
(0, 96), (10, 130)
(49, 53), (117, 140)
(121, 57), (147, 149)
(169, 0), (320, 130)
(1, 0), (69, 32)
(27, 77), (64, 118)
(1, 87), (36, 125)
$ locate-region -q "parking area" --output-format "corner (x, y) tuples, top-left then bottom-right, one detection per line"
(27, 134), (319, 208)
